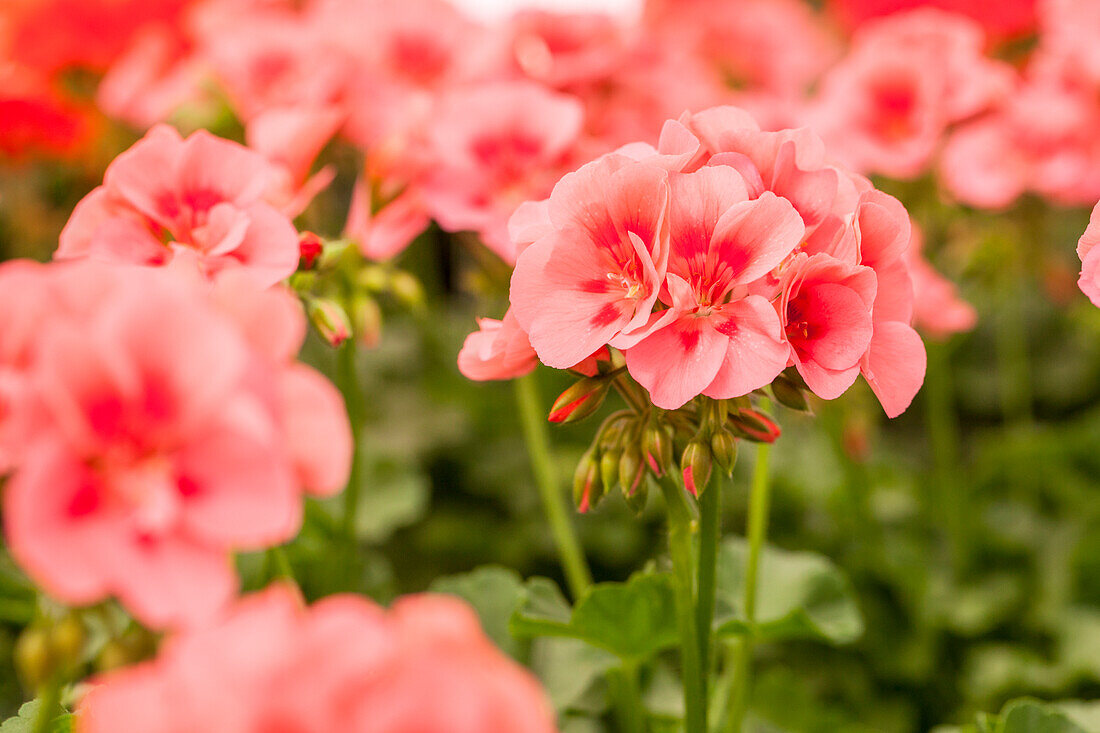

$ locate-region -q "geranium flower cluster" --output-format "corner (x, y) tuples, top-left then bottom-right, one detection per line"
(0, 259), (351, 629)
(77, 586), (558, 733)
(465, 106), (927, 419)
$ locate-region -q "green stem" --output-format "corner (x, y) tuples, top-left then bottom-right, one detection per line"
(658, 475), (706, 733)
(924, 340), (967, 574)
(725, 437), (773, 733)
(32, 678), (61, 733)
(514, 373), (593, 599)
(995, 244), (1031, 425)
(607, 662), (647, 733)
(695, 470), (723, 685)
(337, 342), (365, 544)
(267, 545), (296, 583)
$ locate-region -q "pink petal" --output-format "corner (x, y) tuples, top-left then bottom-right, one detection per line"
(278, 364), (353, 497)
(705, 296), (790, 398)
(668, 166), (750, 266)
(624, 315), (729, 410)
(711, 191), (805, 285)
(860, 321), (927, 418)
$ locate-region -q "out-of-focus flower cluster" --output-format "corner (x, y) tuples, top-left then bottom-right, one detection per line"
(77, 587), (558, 733)
(0, 259), (351, 629)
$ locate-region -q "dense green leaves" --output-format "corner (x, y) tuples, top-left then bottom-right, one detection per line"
(0, 701), (71, 733)
(713, 538), (863, 644)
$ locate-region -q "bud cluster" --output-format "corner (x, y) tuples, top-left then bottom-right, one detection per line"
(292, 233), (425, 349)
(556, 359), (808, 514)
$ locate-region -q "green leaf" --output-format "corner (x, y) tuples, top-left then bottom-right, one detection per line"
(429, 565), (527, 659)
(0, 701), (72, 733)
(530, 638), (616, 712)
(713, 538), (863, 644)
(511, 572), (679, 661)
(1000, 699), (1090, 733)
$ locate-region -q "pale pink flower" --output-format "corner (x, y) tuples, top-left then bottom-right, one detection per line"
(624, 167), (804, 409)
(457, 309), (539, 382)
(509, 154), (670, 368)
(77, 587), (558, 733)
(2, 262), (350, 629)
(1078, 202), (1100, 308)
(57, 125), (300, 285)
(422, 82), (584, 262)
(506, 9), (629, 88)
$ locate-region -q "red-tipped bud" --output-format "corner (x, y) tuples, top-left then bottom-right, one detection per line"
(680, 440), (713, 497)
(298, 231), (324, 270)
(549, 377), (610, 424)
(710, 429), (738, 476)
(351, 295), (383, 349)
(573, 449), (604, 513)
(619, 446), (645, 498)
(728, 409), (782, 444)
(771, 374), (810, 412)
(307, 298), (352, 348)
(642, 424), (672, 476)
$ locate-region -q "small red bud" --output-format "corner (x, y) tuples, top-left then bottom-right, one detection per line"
(642, 424), (672, 476)
(549, 377), (610, 424)
(728, 409), (781, 444)
(298, 231), (324, 270)
(680, 440), (713, 497)
(573, 449), (604, 513)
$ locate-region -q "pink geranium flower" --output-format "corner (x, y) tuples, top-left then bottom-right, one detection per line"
(422, 81), (584, 262)
(624, 167), (804, 409)
(2, 262), (350, 629)
(510, 153), (671, 368)
(57, 124), (300, 286)
(78, 587), (559, 733)
(1078, 202), (1100, 308)
(457, 309), (539, 382)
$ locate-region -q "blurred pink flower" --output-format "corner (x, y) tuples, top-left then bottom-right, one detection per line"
(905, 223), (977, 339)
(57, 124), (300, 285)
(1078, 202), (1100, 308)
(77, 586), (559, 733)
(1, 261), (349, 629)
(422, 81), (584, 262)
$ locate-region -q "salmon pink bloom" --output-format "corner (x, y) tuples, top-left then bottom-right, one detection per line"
(828, 0), (1037, 39)
(510, 154), (670, 368)
(78, 587), (559, 733)
(906, 224), (977, 338)
(2, 262), (350, 629)
(422, 82), (584, 262)
(780, 253), (877, 400)
(457, 309), (539, 382)
(624, 167), (804, 409)
(1078, 203), (1100, 308)
(57, 125), (300, 285)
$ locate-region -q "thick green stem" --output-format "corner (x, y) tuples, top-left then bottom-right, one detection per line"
(32, 677), (61, 733)
(695, 471), (723, 685)
(658, 476), (706, 733)
(607, 662), (647, 733)
(725, 437), (773, 733)
(514, 373), (593, 599)
(337, 342), (365, 544)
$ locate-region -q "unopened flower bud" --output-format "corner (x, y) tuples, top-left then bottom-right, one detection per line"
(619, 446), (645, 498)
(642, 424), (672, 476)
(600, 448), (622, 495)
(298, 231), (324, 270)
(307, 298), (352, 348)
(49, 615), (86, 671)
(681, 440), (713, 497)
(351, 295), (383, 349)
(549, 377), (610, 424)
(15, 628), (52, 690)
(710, 429), (738, 476)
(573, 449), (604, 513)
(728, 409), (782, 444)
(771, 374), (810, 412)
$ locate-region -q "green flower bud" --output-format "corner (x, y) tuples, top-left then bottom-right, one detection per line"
(573, 449), (604, 513)
(710, 429), (738, 476)
(15, 628), (52, 690)
(549, 377), (610, 424)
(680, 439), (713, 497)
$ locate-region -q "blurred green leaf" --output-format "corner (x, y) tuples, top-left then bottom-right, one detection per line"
(714, 538), (863, 644)
(511, 572), (679, 662)
(0, 700), (71, 733)
(429, 565), (526, 659)
(1000, 699), (1090, 733)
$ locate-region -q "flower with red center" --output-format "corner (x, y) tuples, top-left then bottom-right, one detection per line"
(624, 166), (804, 409)
(77, 586), (558, 733)
(57, 125), (300, 286)
(2, 262), (350, 629)
(422, 81), (584, 262)
(510, 153), (671, 368)
(780, 253), (877, 400)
